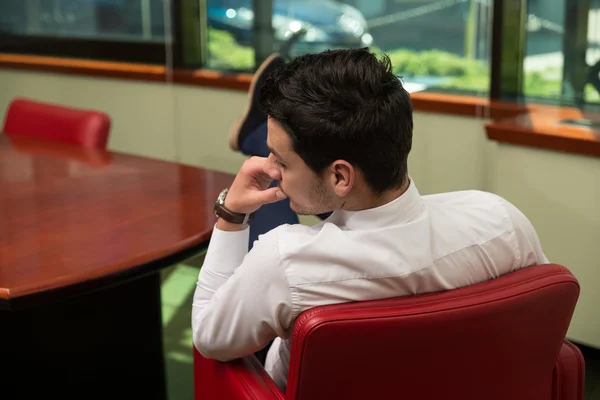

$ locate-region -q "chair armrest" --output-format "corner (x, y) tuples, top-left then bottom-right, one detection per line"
(194, 348), (285, 400)
(553, 341), (585, 400)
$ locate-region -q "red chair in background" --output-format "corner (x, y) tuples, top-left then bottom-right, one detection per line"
(194, 264), (584, 400)
(2, 97), (111, 149)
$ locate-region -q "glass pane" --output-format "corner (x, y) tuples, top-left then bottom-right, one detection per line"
(205, 0), (491, 95)
(205, 0), (256, 71)
(0, 0), (169, 43)
(522, 0), (600, 106)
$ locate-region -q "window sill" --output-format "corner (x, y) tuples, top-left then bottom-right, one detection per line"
(485, 108), (600, 158)
(0, 53), (252, 91)
(1, 53), (598, 158)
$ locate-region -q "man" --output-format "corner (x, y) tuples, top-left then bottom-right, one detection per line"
(227, 52), (331, 252)
(192, 48), (548, 391)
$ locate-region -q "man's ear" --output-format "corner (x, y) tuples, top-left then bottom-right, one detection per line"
(328, 160), (354, 197)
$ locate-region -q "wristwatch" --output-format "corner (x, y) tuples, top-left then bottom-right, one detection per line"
(213, 188), (255, 225)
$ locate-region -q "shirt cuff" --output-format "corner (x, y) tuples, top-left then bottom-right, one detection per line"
(202, 223), (250, 274)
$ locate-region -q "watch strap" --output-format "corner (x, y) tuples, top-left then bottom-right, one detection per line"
(214, 203), (255, 225)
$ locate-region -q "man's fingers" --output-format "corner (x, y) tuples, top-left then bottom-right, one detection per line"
(243, 156), (268, 173)
(251, 187), (287, 206)
(241, 157), (272, 187)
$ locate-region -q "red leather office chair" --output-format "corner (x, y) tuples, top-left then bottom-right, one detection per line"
(2, 97), (111, 149)
(193, 264), (584, 400)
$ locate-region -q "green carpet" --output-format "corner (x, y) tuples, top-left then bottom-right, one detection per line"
(161, 252), (205, 400)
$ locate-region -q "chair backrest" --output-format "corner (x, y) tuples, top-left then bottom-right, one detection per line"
(2, 97), (111, 149)
(286, 264), (579, 400)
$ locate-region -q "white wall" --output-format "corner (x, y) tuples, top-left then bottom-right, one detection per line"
(1, 68), (598, 347)
(491, 146), (600, 348)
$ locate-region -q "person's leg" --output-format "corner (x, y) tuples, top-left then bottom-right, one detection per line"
(228, 54), (285, 154)
(248, 181), (298, 251)
(239, 120), (269, 157)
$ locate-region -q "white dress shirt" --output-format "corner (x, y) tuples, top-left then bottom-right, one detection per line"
(192, 179), (548, 390)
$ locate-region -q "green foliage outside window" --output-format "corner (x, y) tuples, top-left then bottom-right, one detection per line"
(208, 28), (599, 101)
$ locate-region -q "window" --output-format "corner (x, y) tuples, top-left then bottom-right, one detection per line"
(525, 0), (600, 105)
(205, 0), (492, 94)
(493, 0), (600, 108)
(0, 0), (493, 96)
(0, 0), (173, 64)
(205, 0), (255, 71)
(0, 0), (168, 40)
(6, 0), (599, 109)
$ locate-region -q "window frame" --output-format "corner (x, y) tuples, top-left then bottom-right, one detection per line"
(0, 33), (171, 64)
(492, 0), (599, 109)
(0, 0), (187, 67)
(490, 0), (527, 102)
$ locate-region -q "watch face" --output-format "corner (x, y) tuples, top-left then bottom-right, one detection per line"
(214, 188), (228, 216)
(217, 188), (228, 205)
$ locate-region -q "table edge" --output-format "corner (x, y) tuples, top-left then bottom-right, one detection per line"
(0, 232), (212, 310)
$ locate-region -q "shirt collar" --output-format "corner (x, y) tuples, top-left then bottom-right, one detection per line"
(327, 178), (424, 230)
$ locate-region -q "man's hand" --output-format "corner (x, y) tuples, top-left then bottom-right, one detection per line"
(223, 156), (287, 215)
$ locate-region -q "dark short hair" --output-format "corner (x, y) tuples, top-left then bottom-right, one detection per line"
(259, 48), (413, 195)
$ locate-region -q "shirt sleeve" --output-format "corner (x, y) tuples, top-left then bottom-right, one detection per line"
(499, 198), (550, 268)
(191, 224), (294, 361)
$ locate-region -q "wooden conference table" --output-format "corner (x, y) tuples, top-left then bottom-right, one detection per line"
(0, 135), (234, 399)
